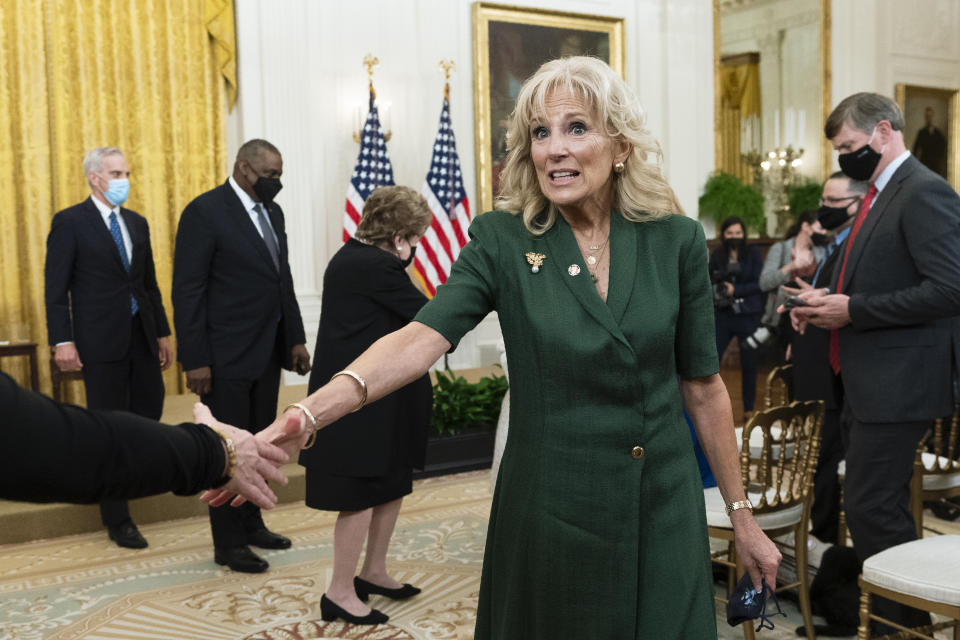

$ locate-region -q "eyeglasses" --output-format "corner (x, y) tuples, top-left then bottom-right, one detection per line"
(820, 195), (861, 206)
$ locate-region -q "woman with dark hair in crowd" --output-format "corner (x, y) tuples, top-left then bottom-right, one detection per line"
(759, 210), (828, 353)
(709, 215), (764, 416)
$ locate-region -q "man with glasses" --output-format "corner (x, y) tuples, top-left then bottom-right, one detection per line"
(783, 172), (866, 551)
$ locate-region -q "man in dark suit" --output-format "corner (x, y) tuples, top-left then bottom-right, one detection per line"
(785, 172), (867, 545)
(791, 93), (960, 631)
(172, 139), (310, 573)
(44, 146), (173, 549)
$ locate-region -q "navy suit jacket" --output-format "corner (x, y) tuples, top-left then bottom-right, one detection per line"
(44, 197), (170, 362)
(172, 181), (305, 379)
(831, 155), (960, 422)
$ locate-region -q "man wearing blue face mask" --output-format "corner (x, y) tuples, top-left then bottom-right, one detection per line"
(787, 92), (960, 634)
(44, 146), (173, 549)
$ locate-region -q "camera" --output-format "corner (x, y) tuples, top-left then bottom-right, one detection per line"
(710, 263), (742, 312)
(743, 325), (775, 350)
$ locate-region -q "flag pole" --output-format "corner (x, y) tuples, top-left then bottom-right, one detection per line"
(440, 60), (457, 218)
(363, 54), (381, 191)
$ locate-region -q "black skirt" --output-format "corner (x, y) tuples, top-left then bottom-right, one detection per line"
(304, 462), (413, 512)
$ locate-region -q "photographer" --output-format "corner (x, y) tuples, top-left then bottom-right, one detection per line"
(709, 216), (764, 417)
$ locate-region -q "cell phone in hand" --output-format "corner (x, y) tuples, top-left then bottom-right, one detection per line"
(783, 295), (809, 309)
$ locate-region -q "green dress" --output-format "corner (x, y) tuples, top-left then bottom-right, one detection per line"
(415, 209), (720, 639)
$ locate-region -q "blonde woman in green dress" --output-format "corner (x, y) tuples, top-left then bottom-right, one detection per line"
(211, 56), (781, 639)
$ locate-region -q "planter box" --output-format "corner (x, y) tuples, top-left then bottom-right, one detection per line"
(414, 425), (495, 479)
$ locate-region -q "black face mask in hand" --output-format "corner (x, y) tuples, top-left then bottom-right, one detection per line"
(726, 574), (786, 631)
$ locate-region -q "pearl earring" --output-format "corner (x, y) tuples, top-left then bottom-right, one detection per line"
(613, 161), (625, 174)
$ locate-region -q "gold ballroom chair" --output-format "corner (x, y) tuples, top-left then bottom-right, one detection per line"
(856, 535), (960, 640)
(911, 406), (960, 538)
(706, 400), (825, 640)
(764, 363), (793, 409)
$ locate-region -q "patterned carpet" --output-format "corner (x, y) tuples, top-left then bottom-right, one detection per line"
(2, 470), (957, 640)
(0, 472), (490, 640)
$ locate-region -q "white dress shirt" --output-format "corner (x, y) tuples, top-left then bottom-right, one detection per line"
(873, 150), (911, 198)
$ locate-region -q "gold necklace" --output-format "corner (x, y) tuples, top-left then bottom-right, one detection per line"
(578, 232), (609, 266)
(586, 240), (609, 283)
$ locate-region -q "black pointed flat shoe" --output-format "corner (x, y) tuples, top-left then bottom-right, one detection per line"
(319, 594), (388, 624)
(353, 576), (421, 602)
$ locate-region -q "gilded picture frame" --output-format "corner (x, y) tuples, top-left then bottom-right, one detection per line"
(895, 83), (960, 191)
(472, 2), (625, 214)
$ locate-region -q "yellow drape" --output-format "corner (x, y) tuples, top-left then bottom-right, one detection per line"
(0, 0), (229, 401)
(720, 54), (761, 184)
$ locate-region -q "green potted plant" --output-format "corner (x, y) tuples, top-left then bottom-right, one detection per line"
(698, 171), (766, 235)
(786, 180), (823, 220)
(418, 368), (509, 478)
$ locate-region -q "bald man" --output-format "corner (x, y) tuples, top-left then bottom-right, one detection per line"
(173, 139), (310, 573)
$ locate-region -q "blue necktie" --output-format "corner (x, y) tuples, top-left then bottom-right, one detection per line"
(108, 211), (138, 316)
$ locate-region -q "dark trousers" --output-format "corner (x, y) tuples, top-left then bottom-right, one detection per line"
(841, 403), (932, 631)
(715, 311), (761, 412)
(81, 313), (164, 527)
(202, 347), (281, 549)
(809, 407), (844, 543)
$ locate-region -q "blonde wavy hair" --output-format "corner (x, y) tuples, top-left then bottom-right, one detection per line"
(495, 56), (683, 235)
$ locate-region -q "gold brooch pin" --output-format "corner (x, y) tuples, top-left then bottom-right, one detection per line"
(525, 252), (546, 274)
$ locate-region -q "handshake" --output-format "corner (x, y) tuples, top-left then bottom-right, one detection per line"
(192, 403), (315, 510)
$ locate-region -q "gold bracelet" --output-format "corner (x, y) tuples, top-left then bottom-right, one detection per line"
(725, 499), (754, 516)
(283, 402), (319, 450)
(206, 425), (237, 479)
(331, 369), (367, 413)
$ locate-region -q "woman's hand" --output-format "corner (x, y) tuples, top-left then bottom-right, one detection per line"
(791, 246), (814, 272)
(192, 403), (291, 509)
(199, 408), (310, 508)
(731, 510), (782, 592)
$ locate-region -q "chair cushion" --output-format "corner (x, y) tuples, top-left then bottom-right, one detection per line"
(920, 452), (960, 490)
(861, 535), (960, 606)
(704, 486), (803, 530)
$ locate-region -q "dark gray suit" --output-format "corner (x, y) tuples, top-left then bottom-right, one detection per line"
(831, 155), (960, 628)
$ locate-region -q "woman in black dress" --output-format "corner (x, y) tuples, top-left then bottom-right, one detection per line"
(301, 185), (433, 625)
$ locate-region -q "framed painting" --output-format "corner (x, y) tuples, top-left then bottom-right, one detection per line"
(895, 83), (960, 191)
(472, 2), (625, 214)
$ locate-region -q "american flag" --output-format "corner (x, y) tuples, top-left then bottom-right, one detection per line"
(415, 86), (471, 297)
(343, 86), (395, 242)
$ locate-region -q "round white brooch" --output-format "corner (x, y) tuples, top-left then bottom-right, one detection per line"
(568, 264), (581, 276)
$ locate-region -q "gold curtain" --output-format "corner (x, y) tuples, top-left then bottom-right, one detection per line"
(720, 53), (761, 183)
(0, 0), (230, 402)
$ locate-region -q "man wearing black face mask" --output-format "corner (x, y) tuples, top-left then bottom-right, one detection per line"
(781, 173), (866, 555)
(788, 93), (960, 634)
(173, 139), (311, 574)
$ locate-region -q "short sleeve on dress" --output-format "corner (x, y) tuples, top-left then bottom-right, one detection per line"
(675, 218), (720, 378)
(414, 212), (501, 351)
